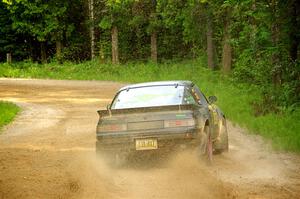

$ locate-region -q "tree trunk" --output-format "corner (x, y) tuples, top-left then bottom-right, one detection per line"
(251, 1), (257, 53)
(270, 1), (281, 86)
(289, 0), (300, 61)
(151, 31), (157, 63)
(29, 37), (34, 61)
(56, 40), (62, 62)
(41, 42), (47, 64)
(222, 14), (232, 74)
(6, 53), (12, 64)
(99, 44), (105, 64)
(89, 0), (95, 60)
(222, 38), (232, 74)
(56, 40), (63, 64)
(150, 0), (158, 63)
(111, 26), (119, 64)
(206, 13), (215, 69)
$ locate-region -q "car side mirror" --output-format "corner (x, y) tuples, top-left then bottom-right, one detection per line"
(106, 104), (111, 110)
(208, 96), (217, 104)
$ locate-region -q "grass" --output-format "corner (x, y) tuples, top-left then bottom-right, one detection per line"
(0, 101), (20, 130)
(0, 59), (299, 152)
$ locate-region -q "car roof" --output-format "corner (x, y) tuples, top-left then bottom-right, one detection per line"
(119, 80), (194, 92)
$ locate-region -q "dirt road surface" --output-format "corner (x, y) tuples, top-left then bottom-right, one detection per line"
(0, 78), (299, 199)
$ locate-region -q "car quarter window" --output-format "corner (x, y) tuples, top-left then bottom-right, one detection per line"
(191, 86), (209, 106)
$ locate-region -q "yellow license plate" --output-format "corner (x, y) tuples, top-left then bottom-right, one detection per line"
(135, 139), (158, 150)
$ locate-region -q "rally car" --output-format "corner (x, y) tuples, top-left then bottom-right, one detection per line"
(96, 81), (228, 164)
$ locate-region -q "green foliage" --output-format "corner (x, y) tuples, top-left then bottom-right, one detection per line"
(0, 1), (28, 61)
(99, 16), (112, 30)
(1, 0), (88, 62)
(7, 0), (66, 42)
(227, 0), (300, 109)
(0, 101), (19, 130)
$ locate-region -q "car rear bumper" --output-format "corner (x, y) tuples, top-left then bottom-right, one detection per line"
(96, 127), (200, 152)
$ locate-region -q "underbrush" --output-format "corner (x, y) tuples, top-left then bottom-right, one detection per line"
(0, 60), (299, 151)
(0, 101), (19, 130)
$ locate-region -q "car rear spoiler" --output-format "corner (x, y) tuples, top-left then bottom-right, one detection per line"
(97, 104), (199, 118)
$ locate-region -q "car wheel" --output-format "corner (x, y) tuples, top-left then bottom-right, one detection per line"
(198, 125), (213, 164)
(213, 119), (229, 154)
(206, 126), (213, 164)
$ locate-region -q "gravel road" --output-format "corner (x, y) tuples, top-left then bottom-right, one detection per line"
(0, 78), (299, 199)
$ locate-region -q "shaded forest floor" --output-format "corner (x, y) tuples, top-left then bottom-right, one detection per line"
(0, 60), (299, 152)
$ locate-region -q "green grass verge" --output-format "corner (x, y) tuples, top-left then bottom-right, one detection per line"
(0, 101), (20, 130)
(0, 59), (299, 151)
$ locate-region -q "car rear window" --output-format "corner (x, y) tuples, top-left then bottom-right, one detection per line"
(111, 85), (188, 109)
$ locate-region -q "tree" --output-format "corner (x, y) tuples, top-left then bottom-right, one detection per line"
(150, 0), (158, 63)
(206, 4), (215, 69)
(221, 5), (232, 74)
(3, 0), (75, 63)
(287, 0), (300, 62)
(0, 1), (28, 61)
(89, 0), (95, 60)
(111, 25), (119, 64)
(99, 0), (131, 64)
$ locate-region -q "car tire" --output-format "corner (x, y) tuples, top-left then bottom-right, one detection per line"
(206, 126), (213, 164)
(213, 119), (229, 154)
(198, 125), (213, 164)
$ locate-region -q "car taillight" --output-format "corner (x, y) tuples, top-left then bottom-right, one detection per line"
(164, 119), (195, 128)
(98, 123), (127, 132)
